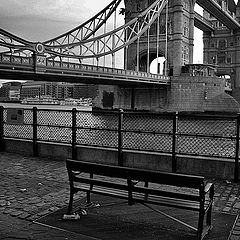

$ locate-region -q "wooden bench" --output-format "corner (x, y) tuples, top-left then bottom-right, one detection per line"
(66, 159), (214, 240)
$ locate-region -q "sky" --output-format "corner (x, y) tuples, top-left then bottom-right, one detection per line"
(0, 0), (238, 85)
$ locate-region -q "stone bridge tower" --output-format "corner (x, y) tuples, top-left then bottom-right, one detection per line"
(124, 0), (196, 76)
(203, 0), (240, 102)
(94, 0), (238, 113)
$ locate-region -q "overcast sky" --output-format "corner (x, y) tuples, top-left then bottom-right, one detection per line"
(0, 0), (238, 85)
(0, 0), (118, 41)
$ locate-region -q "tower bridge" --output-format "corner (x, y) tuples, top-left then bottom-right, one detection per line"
(1, 0), (240, 112)
(197, 0), (240, 30)
(194, 12), (215, 32)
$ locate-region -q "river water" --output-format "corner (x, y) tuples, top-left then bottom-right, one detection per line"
(0, 102), (92, 111)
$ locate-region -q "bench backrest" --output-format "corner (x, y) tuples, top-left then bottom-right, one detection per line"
(66, 159), (205, 190)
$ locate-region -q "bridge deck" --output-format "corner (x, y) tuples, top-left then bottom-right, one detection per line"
(0, 54), (170, 86)
(194, 12), (214, 32)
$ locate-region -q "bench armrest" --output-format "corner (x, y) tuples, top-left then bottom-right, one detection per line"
(204, 182), (214, 199)
(204, 183), (212, 193)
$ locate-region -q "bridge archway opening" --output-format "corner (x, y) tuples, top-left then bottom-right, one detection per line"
(138, 49), (167, 75)
(216, 74), (232, 94)
(150, 57), (166, 75)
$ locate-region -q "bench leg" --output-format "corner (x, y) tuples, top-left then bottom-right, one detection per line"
(87, 191), (91, 204)
(67, 188), (74, 214)
(197, 210), (204, 240)
(86, 173), (93, 204)
(197, 208), (213, 240)
(206, 204), (212, 227)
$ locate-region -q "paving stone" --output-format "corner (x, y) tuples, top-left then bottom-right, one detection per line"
(232, 230), (240, 235)
(233, 202), (240, 209)
(3, 209), (15, 214)
(35, 202), (47, 207)
(36, 209), (51, 217)
(18, 212), (31, 219)
(233, 209), (239, 214)
(10, 210), (24, 217)
(235, 221), (240, 227)
(230, 235), (240, 240)
(223, 207), (231, 212)
(229, 197), (237, 202)
(234, 225), (240, 231)
(49, 206), (59, 212)
(27, 214), (40, 221)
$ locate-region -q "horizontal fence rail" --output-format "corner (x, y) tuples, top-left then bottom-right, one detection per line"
(0, 106), (239, 181)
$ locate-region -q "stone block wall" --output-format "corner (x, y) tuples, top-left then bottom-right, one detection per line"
(93, 75), (228, 112)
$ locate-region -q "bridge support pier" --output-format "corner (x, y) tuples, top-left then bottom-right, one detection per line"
(93, 76), (239, 113)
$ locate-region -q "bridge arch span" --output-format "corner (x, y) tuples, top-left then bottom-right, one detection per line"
(128, 48), (167, 73)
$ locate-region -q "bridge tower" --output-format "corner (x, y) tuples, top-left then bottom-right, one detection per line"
(96, 0), (236, 112)
(203, 0), (240, 102)
(124, 0), (196, 76)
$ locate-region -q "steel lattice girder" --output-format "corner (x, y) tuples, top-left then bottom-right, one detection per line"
(43, 0), (123, 46)
(0, 0), (167, 60)
(44, 0), (168, 59)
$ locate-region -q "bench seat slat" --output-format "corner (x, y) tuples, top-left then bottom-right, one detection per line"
(133, 186), (201, 202)
(73, 176), (129, 191)
(74, 185), (130, 201)
(73, 184), (210, 212)
(73, 176), (202, 202)
(132, 193), (210, 212)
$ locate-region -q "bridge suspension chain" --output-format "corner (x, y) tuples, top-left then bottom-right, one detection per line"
(0, 0), (168, 68)
(44, 0), (168, 62)
(43, 0), (123, 46)
(0, 28), (35, 56)
(0, 0), (123, 57)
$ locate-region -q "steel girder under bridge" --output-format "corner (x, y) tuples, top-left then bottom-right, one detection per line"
(196, 0), (240, 30)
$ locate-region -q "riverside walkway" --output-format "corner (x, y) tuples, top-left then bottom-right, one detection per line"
(0, 152), (240, 240)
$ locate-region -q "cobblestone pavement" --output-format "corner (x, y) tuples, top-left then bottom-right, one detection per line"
(0, 152), (240, 239)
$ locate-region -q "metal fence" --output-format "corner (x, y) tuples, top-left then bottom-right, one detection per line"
(0, 106), (239, 181)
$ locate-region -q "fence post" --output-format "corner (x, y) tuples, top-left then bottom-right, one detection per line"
(172, 112), (178, 173)
(32, 107), (38, 157)
(72, 108), (77, 159)
(0, 106), (4, 152)
(118, 109), (124, 166)
(234, 114), (240, 182)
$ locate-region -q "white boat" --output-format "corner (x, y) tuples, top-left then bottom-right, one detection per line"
(21, 96), (59, 105)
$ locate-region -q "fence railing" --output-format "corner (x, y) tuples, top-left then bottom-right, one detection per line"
(0, 106), (239, 181)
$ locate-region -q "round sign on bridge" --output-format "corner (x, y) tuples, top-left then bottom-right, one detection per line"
(35, 43), (45, 54)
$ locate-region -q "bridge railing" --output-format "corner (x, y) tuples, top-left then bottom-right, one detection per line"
(0, 54), (170, 84)
(46, 59), (170, 82)
(0, 106), (239, 181)
(0, 54), (33, 66)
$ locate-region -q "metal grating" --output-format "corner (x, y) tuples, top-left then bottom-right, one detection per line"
(77, 112), (118, 129)
(178, 117), (236, 137)
(76, 129), (118, 147)
(123, 113), (173, 133)
(38, 126), (71, 142)
(4, 124), (32, 139)
(177, 136), (235, 158)
(37, 110), (72, 127)
(123, 132), (172, 152)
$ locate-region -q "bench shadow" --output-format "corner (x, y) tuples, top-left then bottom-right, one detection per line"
(34, 195), (236, 240)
